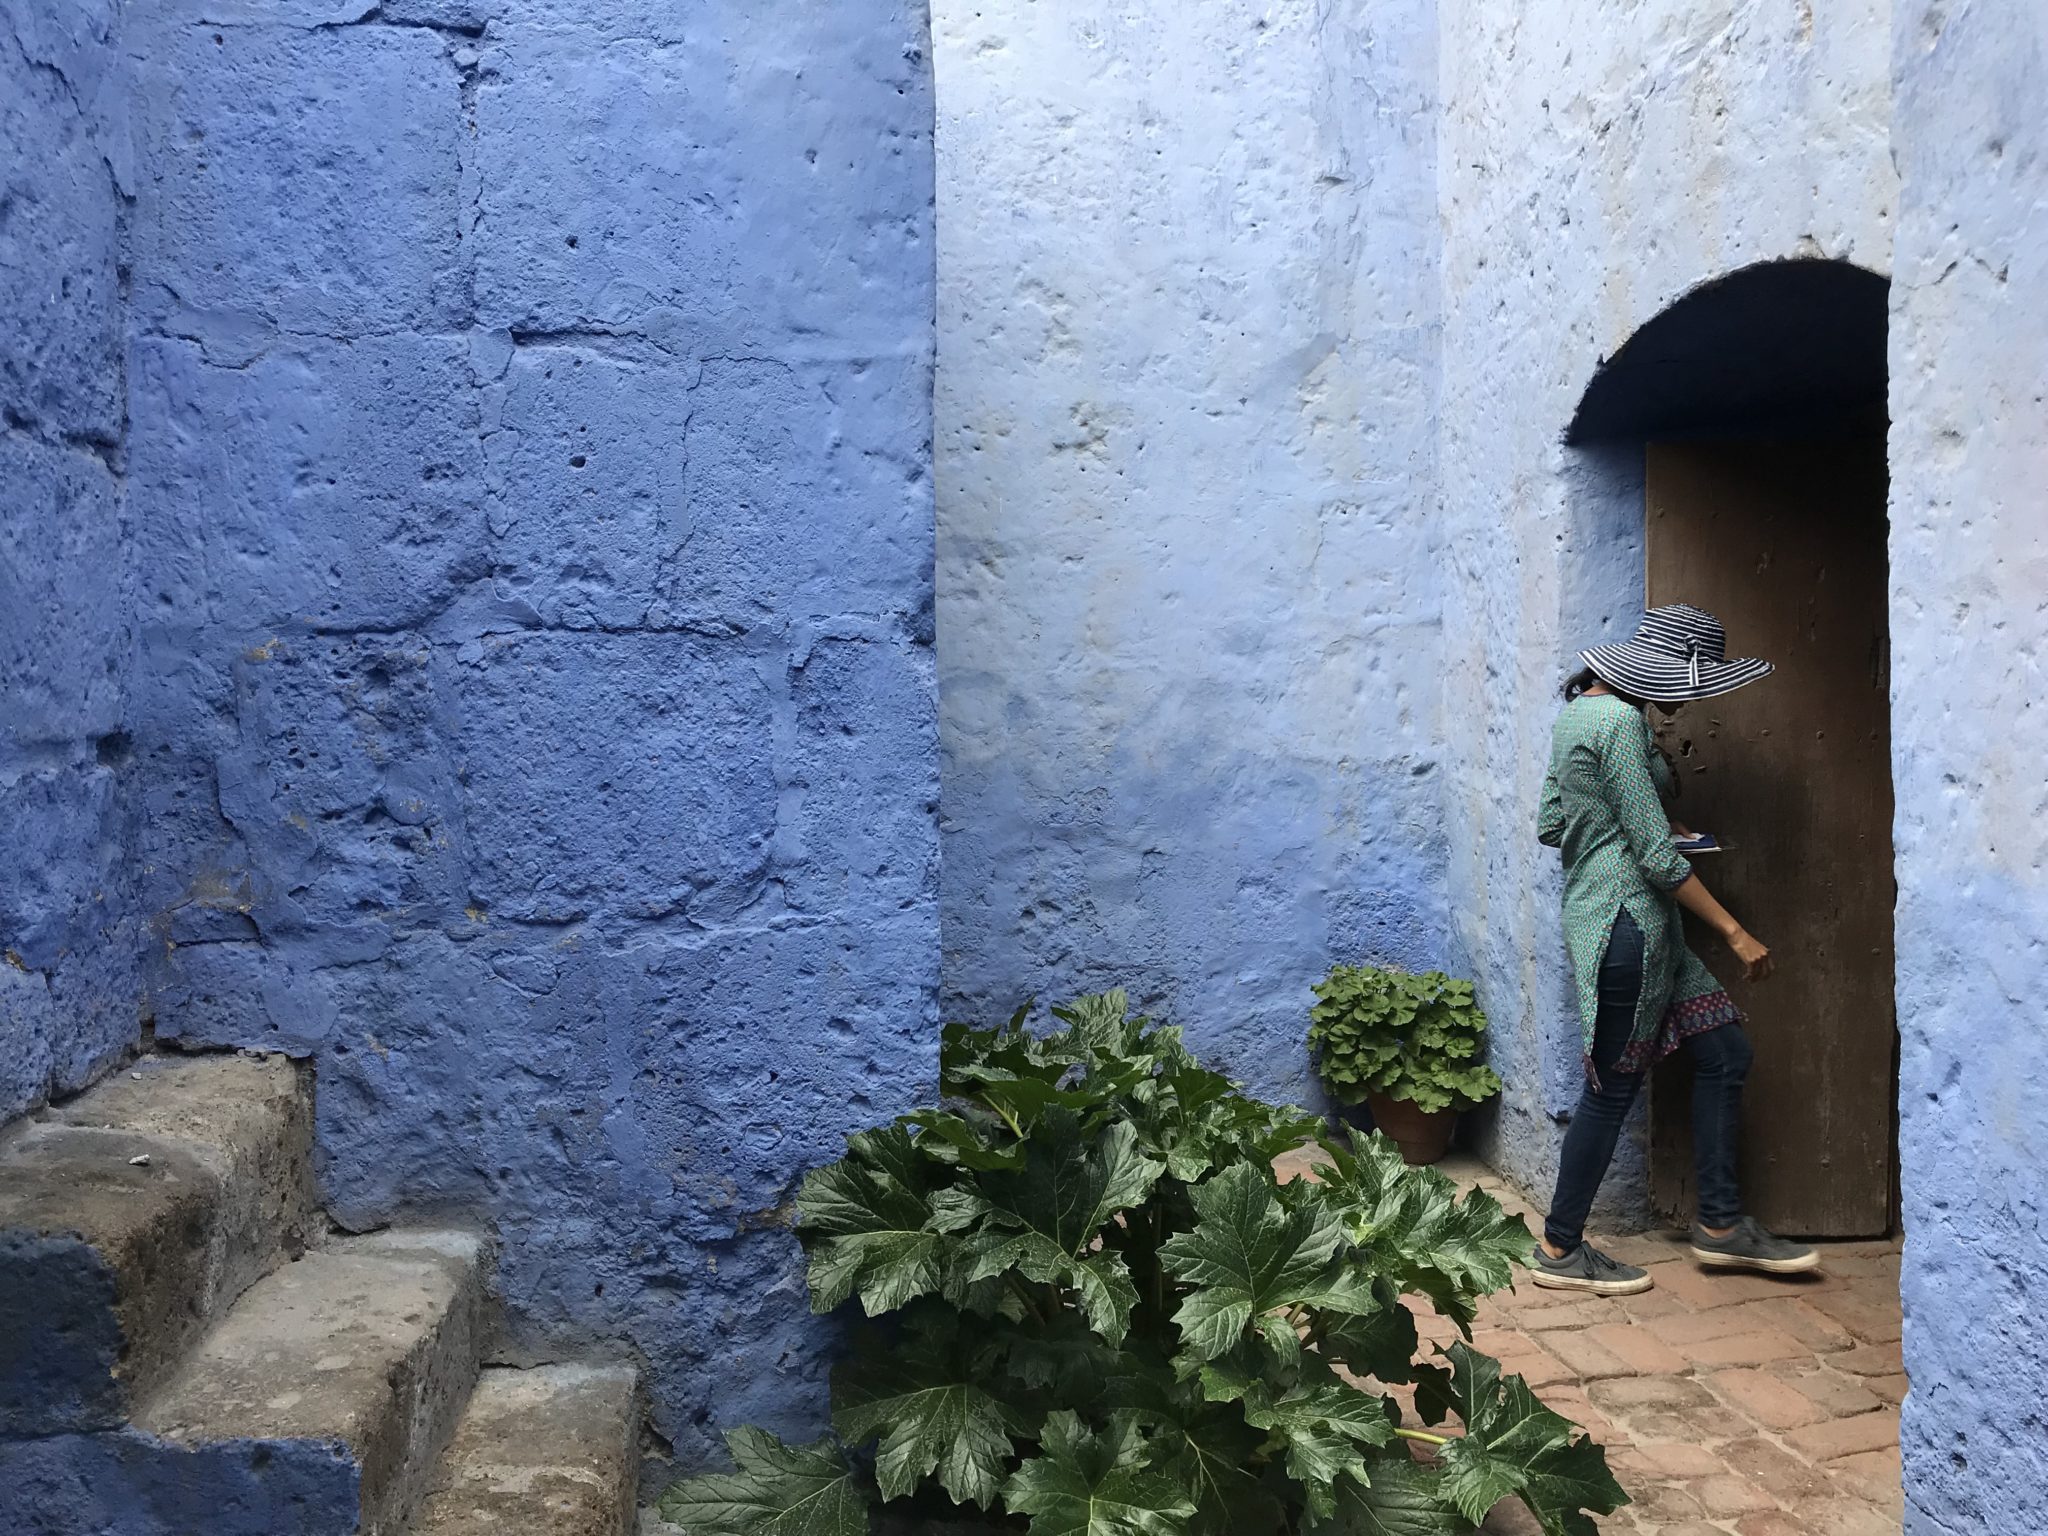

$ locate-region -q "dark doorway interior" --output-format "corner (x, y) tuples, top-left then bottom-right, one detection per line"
(1565, 258), (1897, 1239)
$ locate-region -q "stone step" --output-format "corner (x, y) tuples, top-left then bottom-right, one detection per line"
(0, 1051), (315, 1433)
(0, 1229), (488, 1536)
(412, 1364), (639, 1536)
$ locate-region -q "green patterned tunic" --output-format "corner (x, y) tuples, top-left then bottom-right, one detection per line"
(1537, 693), (1741, 1073)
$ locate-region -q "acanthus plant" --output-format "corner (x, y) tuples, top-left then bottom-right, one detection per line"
(660, 992), (1626, 1536)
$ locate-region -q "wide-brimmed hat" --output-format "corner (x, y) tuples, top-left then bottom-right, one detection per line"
(1580, 604), (1773, 703)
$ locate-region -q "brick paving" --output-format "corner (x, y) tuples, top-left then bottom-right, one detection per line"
(1279, 1149), (1904, 1534)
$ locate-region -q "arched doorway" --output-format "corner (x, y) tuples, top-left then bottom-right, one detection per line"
(1567, 259), (1896, 1238)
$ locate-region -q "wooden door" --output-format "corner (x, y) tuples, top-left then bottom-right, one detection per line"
(1644, 438), (1896, 1237)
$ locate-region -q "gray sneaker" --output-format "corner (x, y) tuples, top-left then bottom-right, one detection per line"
(1528, 1241), (1654, 1295)
(1690, 1216), (1821, 1274)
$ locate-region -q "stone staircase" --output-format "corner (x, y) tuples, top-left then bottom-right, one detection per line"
(0, 1054), (640, 1536)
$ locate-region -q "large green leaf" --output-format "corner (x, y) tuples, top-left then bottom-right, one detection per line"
(1198, 1354), (1396, 1523)
(1308, 1133), (1531, 1331)
(940, 1113), (1164, 1342)
(1315, 1282), (1420, 1386)
(1104, 1349), (1288, 1536)
(1158, 1163), (1379, 1361)
(799, 1125), (949, 1316)
(831, 1316), (1033, 1507)
(656, 1428), (874, 1536)
(1325, 1455), (1467, 1536)
(993, 1308), (1123, 1402)
(1411, 1343), (1627, 1535)
(1001, 1412), (1196, 1536)
(1148, 1403), (1287, 1535)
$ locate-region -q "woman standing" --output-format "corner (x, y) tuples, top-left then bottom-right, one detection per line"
(1529, 604), (1819, 1295)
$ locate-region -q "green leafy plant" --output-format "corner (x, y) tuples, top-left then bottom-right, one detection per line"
(659, 991), (1622, 1536)
(1308, 968), (1503, 1115)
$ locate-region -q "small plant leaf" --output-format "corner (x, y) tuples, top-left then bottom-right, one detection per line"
(655, 1428), (874, 1536)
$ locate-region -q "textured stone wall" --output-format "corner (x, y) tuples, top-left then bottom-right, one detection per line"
(932, 0), (1450, 1104)
(1435, 0), (1895, 1218)
(0, 0), (142, 1123)
(113, 0), (938, 1458)
(1888, 3), (2048, 1526)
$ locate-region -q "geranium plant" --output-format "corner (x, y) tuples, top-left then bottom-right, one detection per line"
(1308, 967), (1503, 1115)
(660, 992), (1622, 1535)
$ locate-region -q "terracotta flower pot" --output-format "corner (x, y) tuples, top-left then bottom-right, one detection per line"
(1363, 1092), (1457, 1165)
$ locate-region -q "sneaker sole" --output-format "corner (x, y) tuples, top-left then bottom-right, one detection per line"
(1689, 1246), (1822, 1274)
(1528, 1269), (1655, 1296)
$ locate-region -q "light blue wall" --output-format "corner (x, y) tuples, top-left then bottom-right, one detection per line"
(1435, 0), (1896, 1223)
(7, 0), (942, 1459)
(933, 0), (1452, 1108)
(1889, 3), (2048, 1526)
(0, 0), (142, 1124)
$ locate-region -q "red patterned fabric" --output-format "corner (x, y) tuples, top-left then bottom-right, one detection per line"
(1610, 988), (1743, 1076)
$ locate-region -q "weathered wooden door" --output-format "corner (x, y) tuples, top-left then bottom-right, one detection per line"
(1645, 438), (1896, 1237)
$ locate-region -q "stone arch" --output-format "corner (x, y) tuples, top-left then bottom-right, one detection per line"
(1566, 258), (1890, 443)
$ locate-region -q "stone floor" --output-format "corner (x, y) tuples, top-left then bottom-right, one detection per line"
(1379, 1154), (1905, 1535)
(639, 1144), (1905, 1536)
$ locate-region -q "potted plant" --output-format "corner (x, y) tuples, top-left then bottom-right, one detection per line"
(1308, 964), (1502, 1165)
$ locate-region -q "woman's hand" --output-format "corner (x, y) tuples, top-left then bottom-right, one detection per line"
(1727, 928), (1773, 982)
(1673, 874), (1774, 982)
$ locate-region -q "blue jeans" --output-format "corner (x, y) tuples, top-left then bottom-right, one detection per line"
(1543, 910), (1754, 1252)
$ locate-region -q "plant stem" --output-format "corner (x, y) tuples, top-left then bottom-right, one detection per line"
(1394, 1428), (1451, 1447)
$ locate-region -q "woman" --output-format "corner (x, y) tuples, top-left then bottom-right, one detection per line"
(1530, 604), (1818, 1294)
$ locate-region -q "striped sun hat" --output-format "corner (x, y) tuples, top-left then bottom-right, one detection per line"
(1580, 604), (1773, 703)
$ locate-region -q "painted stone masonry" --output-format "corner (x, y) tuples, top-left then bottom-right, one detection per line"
(4, 0), (2047, 1526)
(933, 0), (1451, 1109)
(935, 0), (2046, 1529)
(1, 0), (940, 1472)
(0, 0), (144, 1131)
(1887, 1), (2048, 1527)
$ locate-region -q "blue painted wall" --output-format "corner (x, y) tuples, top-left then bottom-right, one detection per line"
(932, 0), (1453, 1110)
(0, 0), (143, 1125)
(107, 0), (938, 1459)
(1889, 3), (2048, 1526)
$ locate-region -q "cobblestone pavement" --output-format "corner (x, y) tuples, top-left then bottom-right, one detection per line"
(1279, 1149), (1905, 1535)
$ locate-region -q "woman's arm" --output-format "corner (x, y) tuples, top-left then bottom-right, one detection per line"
(1537, 771), (1565, 847)
(1599, 714), (1696, 891)
(1673, 873), (1774, 981)
(1598, 712), (1773, 980)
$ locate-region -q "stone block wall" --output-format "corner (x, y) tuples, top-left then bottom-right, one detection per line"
(1888, 2), (2048, 1526)
(0, 0), (143, 1123)
(6, 0), (940, 1460)
(1434, 0), (1895, 1219)
(932, 0), (1451, 1105)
